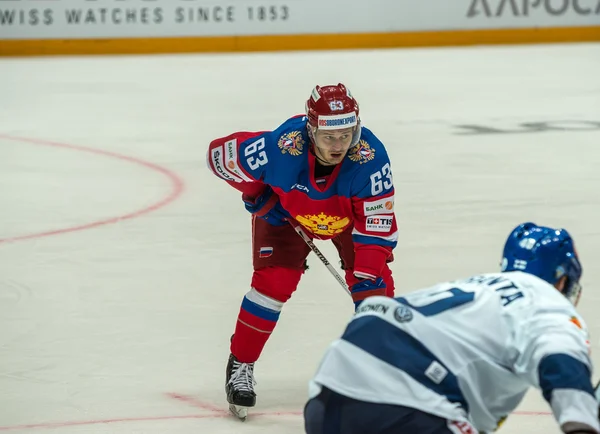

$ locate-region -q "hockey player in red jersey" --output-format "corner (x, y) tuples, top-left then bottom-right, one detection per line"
(206, 83), (398, 419)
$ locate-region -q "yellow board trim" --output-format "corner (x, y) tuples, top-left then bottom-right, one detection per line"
(1, 26), (599, 56)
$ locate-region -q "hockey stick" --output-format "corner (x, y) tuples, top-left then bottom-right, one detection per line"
(288, 221), (351, 295)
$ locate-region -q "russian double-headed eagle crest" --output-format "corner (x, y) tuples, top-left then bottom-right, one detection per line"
(278, 131), (304, 156)
(348, 140), (375, 164)
(296, 213), (350, 236)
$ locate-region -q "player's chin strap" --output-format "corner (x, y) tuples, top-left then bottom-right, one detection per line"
(286, 219), (351, 296)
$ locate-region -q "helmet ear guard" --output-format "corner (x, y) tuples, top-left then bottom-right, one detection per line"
(556, 251), (583, 306)
(351, 120), (362, 146)
(564, 279), (582, 306)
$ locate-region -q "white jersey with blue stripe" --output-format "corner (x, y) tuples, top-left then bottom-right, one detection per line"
(309, 271), (598, 433)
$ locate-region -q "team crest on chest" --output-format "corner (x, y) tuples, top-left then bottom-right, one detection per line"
(348, 140), (375, 164)
(295, 213), (350, 236)
(278, 131), (304, 156)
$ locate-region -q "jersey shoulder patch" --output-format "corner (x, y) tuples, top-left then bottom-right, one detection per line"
(348, 139), (377, 164)
(346, 127), (388, 166)
(277, 130), (306, 157)
(271, 115), (310, 158)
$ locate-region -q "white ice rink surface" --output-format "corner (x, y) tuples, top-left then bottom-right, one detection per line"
(1, 42), (599, 433)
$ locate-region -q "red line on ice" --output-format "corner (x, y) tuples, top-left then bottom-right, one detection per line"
(0, 409), (552, 431)
(166, 392), (228, 414)
(0, 414), (221, 432)
(0, 391), (551, 431)
(165, 392), (307, 417)
(0, 134), (185, 244)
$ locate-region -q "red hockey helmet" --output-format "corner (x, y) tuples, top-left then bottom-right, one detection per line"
(305, 83), (362, 145)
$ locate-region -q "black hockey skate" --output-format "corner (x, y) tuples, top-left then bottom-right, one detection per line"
(225, 353), (256, 421)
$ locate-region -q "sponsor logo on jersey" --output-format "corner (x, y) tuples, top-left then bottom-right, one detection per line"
(356, 303), (389, 315)
(425, 361), (448, 385)
(291, 183), (309, 193)
(366, 215), (393, 232)
(211, 147), (237, 182)
(348, 140), (375, 164)
(394, 305), (413, 323)
(363, 196), (394, 216)
(224, 139), (251, 182)
(277, 131), (304, 156)
(295, 213), (350, 236)
(317, 112), (357, 130)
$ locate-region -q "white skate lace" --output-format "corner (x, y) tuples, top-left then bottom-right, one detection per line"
(228, 361), (257, 393)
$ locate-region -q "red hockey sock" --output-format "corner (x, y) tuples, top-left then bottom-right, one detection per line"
(230, 267), (302, 363)
(230, 293), (280, 363)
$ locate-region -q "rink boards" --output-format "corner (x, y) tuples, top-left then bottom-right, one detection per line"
(1, 0), (599, 55)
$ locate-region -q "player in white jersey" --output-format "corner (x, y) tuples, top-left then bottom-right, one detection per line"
(305, 222), (599, 434)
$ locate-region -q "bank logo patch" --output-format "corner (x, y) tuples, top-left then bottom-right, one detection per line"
(224, 139), (251, 182)
(363, 196), (394, 216)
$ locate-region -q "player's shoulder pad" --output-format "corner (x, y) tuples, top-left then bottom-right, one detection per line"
(345, 126), (391, 168)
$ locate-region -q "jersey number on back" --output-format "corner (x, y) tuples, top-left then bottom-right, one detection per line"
(245, 137), (269, 171)
(397, 287), (475, 317)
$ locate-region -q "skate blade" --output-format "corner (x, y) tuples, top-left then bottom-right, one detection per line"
(229, 404), (249, 421)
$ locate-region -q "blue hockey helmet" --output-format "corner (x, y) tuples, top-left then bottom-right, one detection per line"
(501, 222), (583, 305)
